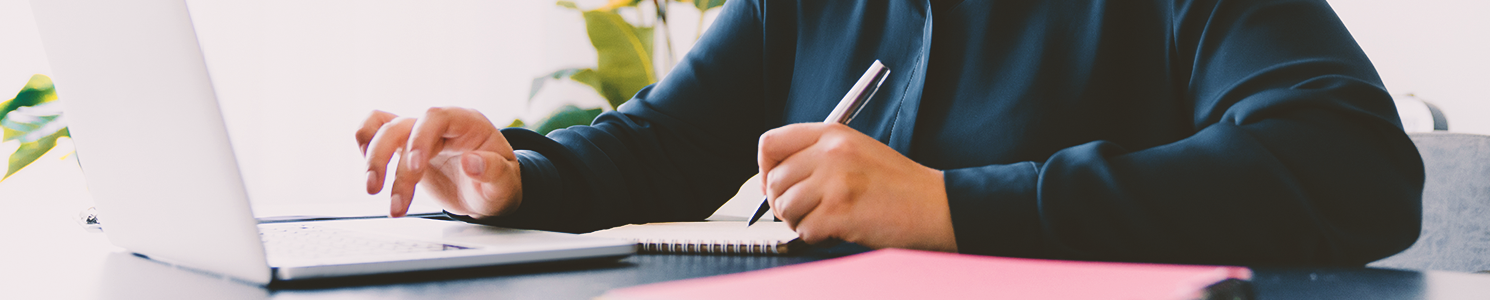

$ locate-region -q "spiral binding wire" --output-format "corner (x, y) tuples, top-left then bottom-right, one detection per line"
(635, 238), (784, 255)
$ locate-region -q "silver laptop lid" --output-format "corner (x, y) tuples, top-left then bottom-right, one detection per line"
(32, 0), (271, 284)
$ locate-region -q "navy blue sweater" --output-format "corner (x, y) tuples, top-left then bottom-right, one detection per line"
(460, 0), (1423, 266)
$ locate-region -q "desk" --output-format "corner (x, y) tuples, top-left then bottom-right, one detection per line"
(3, 159), (1490, 299)
(9, 233), (1490, 300)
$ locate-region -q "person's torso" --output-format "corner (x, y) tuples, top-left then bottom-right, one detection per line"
(764, 1), (1190, 169)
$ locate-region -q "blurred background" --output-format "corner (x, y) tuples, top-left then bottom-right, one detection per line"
(0, 0), (1486, 218)
(0, 0), (724, 217)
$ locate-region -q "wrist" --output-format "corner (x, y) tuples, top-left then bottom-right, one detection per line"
(924, 168), (958, 252)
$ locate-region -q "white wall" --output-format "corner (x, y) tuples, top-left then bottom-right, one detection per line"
(1329, 0), (1490, 134)
(0, 0), (720, 214)
(1, 0), (1485, 211)
(1, 0), (52, 95)
(184, 1), (584, 215)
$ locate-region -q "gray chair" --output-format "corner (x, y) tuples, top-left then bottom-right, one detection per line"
(1368, 131), (1490, 273)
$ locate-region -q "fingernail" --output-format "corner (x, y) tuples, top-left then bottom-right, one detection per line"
(365, 170), (378, 193)
(463, 153), (485, 177)
(390, 193), (405, 217)
(407, 150), (424, 172)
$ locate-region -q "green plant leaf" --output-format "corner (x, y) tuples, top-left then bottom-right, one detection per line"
(529, 68), (605, 104)
(596, 0), (643, 11)
(692, 0), (725, 11)
(2, 127), (20, 141)
(1, 74), (69, 182)
(568, 68), (605, 99)
(530, 68), (583, 101)
(558, 0), (642, 11)
(1, 102), (65, 143)
(532, 105), (604, 135)
(0, 75), (58, 127)
(5, 127), (67, 181)
(507, 118), (525, 128)
(581, 10), (656, 109)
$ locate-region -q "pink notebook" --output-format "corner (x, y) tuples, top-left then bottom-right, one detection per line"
(600, 249), (1251, 300)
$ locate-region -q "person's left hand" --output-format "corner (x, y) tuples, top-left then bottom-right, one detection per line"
(758, 123), (958, 252)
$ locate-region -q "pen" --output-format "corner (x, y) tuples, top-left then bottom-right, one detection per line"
(747, 60), (891, 227)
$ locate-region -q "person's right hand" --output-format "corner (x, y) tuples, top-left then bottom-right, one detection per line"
(355, 107), (523, 218)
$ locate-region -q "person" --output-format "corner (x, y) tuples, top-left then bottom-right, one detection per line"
(355, 0), (1423, 266)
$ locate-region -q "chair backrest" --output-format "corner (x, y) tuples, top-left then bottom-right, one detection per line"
(1368, 132), (1490, 273)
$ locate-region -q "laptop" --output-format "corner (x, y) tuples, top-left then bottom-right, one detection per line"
(30, 0), (634, 285)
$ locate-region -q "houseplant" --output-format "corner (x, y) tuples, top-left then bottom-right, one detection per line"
(514, 0), (726, 134)
(0, 74), (69, 182)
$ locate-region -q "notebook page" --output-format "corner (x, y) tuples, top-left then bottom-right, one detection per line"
(584, 221), (798, 243)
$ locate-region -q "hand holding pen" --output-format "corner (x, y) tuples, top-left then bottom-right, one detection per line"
(750, 60), (960, 252)
(748, 60), (890, 226)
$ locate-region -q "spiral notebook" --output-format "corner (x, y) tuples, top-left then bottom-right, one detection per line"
(583, 221), (802, 255)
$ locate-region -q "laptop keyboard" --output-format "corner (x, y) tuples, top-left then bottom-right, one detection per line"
(260, 224), (471, 260)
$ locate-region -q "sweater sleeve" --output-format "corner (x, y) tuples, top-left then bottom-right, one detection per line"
(947, 0), (1423, 266)
(451, 0), (768, 233)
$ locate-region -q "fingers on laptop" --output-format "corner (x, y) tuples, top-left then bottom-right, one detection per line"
(356, 110), (399, 155)
(365, 117), (417, 195)
(403, 107), (512, 171)
(389, 150), (417, 218)
(397, 107), (518, 217)
(399, 108), (478, 189)
(456, 149), (523, 218)
(385, 108), (468, 218)
(360, 107), (519, 218)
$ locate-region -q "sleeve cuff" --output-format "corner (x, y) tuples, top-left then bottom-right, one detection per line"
(514, 149), (560, 209)
(944, 161), (1044, 257)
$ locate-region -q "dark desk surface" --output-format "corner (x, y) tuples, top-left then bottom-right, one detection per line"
(6, 150), (1487, 299)
(51, 243), (1489, 300)
(5, 197), (1489, 300)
